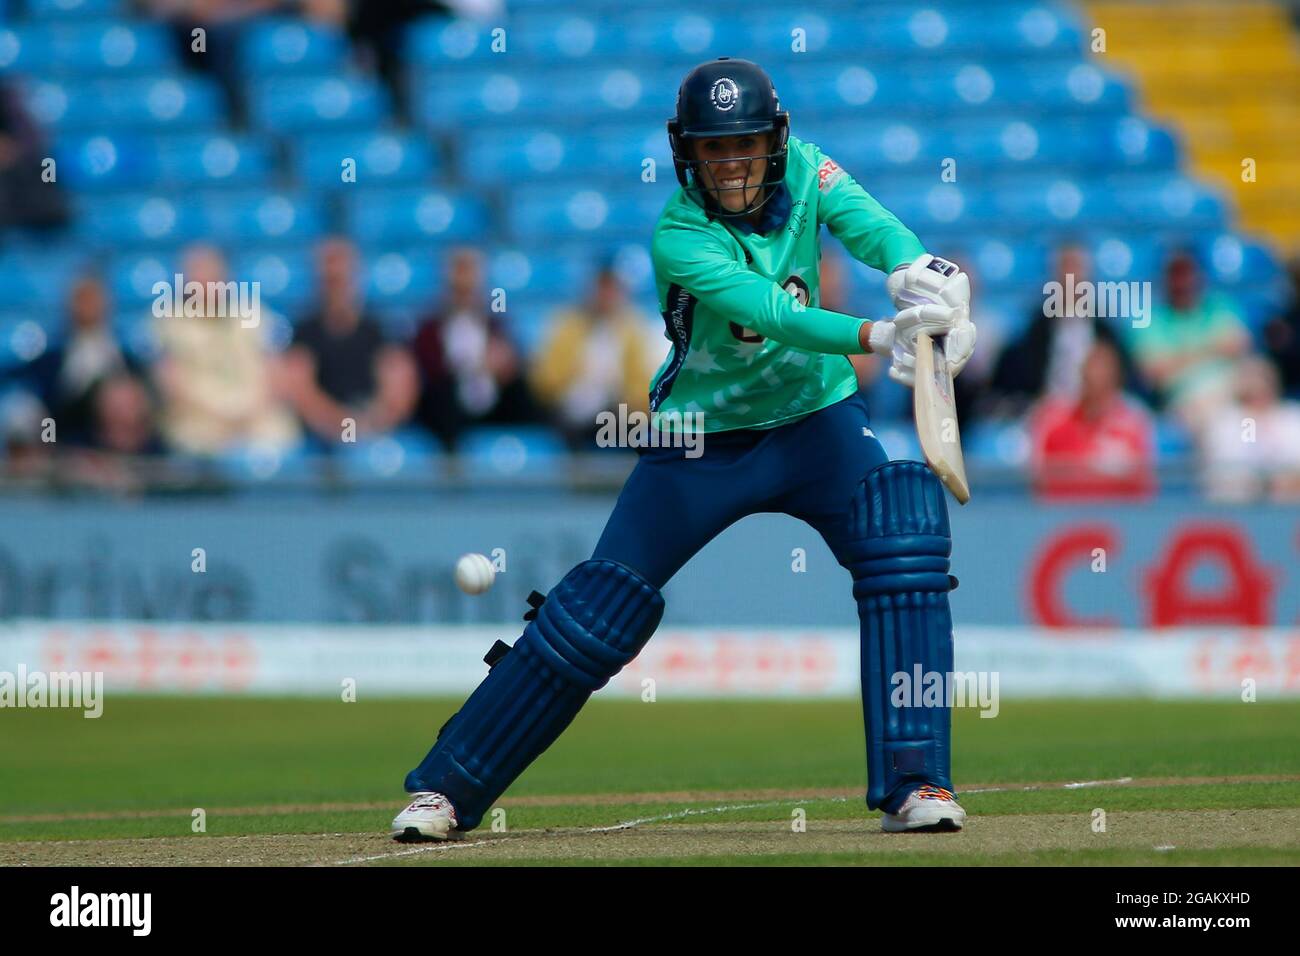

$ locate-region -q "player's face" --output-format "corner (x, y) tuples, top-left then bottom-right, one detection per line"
(693, 133), (772, 213)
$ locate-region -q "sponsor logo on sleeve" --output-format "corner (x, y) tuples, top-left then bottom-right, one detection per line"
(817, 157), (845, 192)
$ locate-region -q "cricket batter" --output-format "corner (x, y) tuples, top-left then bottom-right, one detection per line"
(394, 57), (977, 839)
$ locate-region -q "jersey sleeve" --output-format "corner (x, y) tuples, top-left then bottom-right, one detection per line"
(652, 221), (867, 354)
(803, 140), (926, 274)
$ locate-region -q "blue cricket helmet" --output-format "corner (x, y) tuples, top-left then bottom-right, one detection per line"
(667, 57), (790, 218)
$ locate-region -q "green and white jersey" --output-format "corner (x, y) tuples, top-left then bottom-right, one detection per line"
(649, 134), (925, 432)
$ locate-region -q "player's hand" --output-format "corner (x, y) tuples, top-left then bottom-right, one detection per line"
(886, 254), (970, 312)
(866, 302), (958, 356)
(886, 302), (971, 388)
(892, 302), (960, 349)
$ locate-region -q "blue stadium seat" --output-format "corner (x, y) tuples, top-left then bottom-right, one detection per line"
(513, 13), (638, 60)
(0, 314), (54, 370)
(1195, 233), (1283, 288)
(459, 426), (566, 478)
(336, 431), (445, 481)
(623, 12), (747, 59)
(0, 250), (83, 309)
(292, 131), (439, 187)
(965, 237), (1049, 292)
(241, 18), (348, 75)
(59, 132), (276, 192)
(248, 75), (391, 131)
(411, 65), (666, 131)
(988, 174), (1115, 229)
(744, 10), (865, 59)
(54, 133), (158, 191)
(216, 441), (314, 484)
(108, 250), (180, 306)
(486, 244), (654, 303)
(24, 0), (124, 18)
(228, 246), (318, 314)
(344, 187), (489, 244)
(0, 25), (53, 72)
(507, 183), (668, 241)
(1090, 234), (1165, 284)
(766, 63), (910, 119)
(77, 190), (324, 247)
(1094, 116), (1178, 170)
(1014, 60), (1132, 114)
(358, 247), (441, 310)
(868, 178), (996, 231)
(154, 133), (276, 187)
(460, 125), (668, 185)
(201, 191), (326, 243)
(405, 17), (502, 67)
(26, 76), (226, 130)
(1108, 173), (1226, 231)
(112, 310), (160, 363)
(0, 22), (173, 75)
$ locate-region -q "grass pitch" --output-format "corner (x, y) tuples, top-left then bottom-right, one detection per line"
(2, 697), (1298, 866)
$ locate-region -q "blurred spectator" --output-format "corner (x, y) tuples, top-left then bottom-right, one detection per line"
(986, 244), (1139, 421)
(345, 1), (459, 117)
(412, 248), (537, 449)
(0, 81), (68, 231)
(1029, 340), (1155, 500)
(154, 243), (300, 455)
(11, 275), (134, 446)
(146, 0), (284, 121)
(92, 373), (163, 456)
(531, 264), (661, 448)
(1262, 254), (1300, 398)
(1127, 250), (1250, 429)
(60, 374), (166, 495)
(286, 237), (417, 445)
(1202, 357), (1300, 502)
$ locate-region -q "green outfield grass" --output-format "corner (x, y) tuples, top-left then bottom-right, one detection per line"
(2, 697), (1298, 865)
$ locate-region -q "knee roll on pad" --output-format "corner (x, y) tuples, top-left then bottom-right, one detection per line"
(404, 559), (664, 830)
(843, 460), (956, 811)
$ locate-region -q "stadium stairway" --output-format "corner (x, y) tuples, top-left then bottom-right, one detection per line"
(1085, 0), (1300, 252)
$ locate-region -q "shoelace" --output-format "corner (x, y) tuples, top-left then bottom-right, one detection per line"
(409, 794), (453, 812)
(914, 785), (956, 802)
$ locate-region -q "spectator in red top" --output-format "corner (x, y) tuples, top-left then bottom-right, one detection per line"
(1029, 340), (1155, 500)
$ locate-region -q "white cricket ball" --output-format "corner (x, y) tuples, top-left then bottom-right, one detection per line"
(454, 553), (495, 595)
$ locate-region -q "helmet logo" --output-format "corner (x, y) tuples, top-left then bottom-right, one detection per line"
(710, 77), (740, 112)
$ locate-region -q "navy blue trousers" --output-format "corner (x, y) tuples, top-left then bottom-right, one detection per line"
(592, 393), (888, 587)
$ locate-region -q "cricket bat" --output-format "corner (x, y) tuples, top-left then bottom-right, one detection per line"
(913, 332), (971, 505)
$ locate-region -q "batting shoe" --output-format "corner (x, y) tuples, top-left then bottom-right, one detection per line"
(881, 785), (966, 833)
(391, 791), (460, 842)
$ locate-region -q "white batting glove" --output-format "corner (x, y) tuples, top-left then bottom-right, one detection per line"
(945, 308), (977, 378)
(886, 255), (977, 383)
(887, 254), (971, 313)
(883, 302), (965, 388)
(888, 313), (979, 387)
